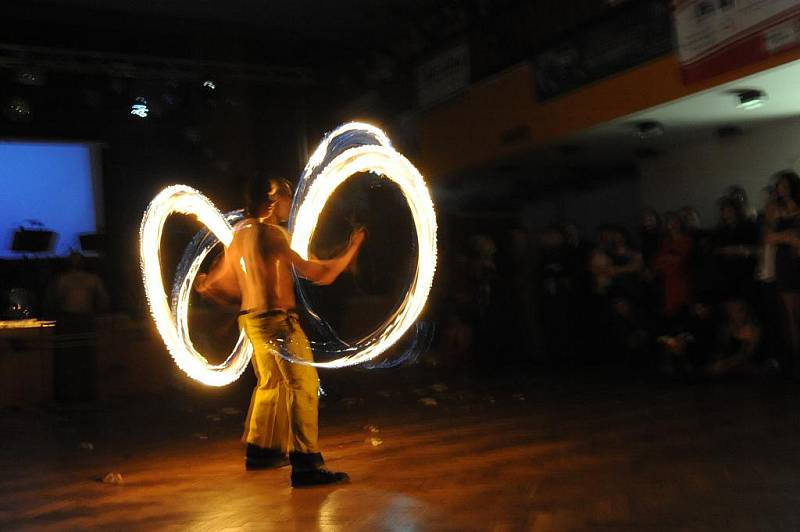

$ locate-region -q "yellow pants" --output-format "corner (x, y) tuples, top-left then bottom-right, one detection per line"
(238, 311), (320, 455)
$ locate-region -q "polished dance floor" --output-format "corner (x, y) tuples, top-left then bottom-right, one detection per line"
(2, 368), (800, 531)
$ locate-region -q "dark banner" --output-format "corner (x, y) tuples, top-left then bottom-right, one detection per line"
(533, 0), (673, 101)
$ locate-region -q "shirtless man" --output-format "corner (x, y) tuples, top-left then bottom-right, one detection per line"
(196, 177), (365, 487)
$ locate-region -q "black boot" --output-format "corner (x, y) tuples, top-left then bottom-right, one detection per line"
(291, 468), (350, 488)
(289, 451), (349, 487)
(245, 444), (289, 470)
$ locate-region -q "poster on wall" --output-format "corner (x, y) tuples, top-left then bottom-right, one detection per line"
(533, 0), (672, 100)
(674, 0), (800, 83)
(416, 43), (470, 109)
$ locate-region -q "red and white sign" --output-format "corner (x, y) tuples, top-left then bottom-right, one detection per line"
(674, 0), (800, 83)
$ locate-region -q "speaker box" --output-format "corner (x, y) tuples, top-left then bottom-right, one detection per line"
(79, 233), (105, 253)
(11, 229), (56, 252)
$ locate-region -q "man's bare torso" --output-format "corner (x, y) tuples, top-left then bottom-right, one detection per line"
(227, 218), (296, 313)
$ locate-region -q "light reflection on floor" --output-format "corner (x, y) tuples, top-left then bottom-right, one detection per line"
(2, 371), (800, 531)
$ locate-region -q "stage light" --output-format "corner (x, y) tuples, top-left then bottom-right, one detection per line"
(14, 68), (46, 87)
(130, 97), (149, 118)
(3, 97), (32, 122)
(203, 80), (216, 90)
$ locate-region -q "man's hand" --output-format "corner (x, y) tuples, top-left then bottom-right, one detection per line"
(349, 227), (367, 248)
(194, 268), (240, 304)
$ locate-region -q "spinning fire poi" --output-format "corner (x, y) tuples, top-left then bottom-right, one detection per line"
(139, 123), (437, 486)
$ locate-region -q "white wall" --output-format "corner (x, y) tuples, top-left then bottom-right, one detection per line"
(522, 176), (642, 240)
(639, 117), (800, 228)
(563, 178), (642, 237)
(521, 197), (558, 234)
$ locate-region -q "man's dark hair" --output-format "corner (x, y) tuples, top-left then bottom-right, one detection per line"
(245, 176), (270, 216)
(245, 176), (293, 216)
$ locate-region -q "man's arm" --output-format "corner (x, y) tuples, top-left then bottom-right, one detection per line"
(767, 229), (800, 247)
(195, 251), (241, 303)
(266, 226), (365, 286)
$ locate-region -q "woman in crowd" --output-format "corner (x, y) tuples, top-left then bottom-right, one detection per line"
(653, 213), (693, 319)
(754, 198), (784, 371)
(767, 170), (800, 377)
(639, 209), (662, 268)
(708, 196), (759, 303)
(538, 225), (574, 365)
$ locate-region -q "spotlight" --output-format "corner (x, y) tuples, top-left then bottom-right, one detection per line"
(203, 80), (216, 90)
(3, 97), (32, 122)
(130, 97), (149, 118)
(14, 68), (46, 87)
(632, 120), (664, 139)
(733, 89), (766, 110)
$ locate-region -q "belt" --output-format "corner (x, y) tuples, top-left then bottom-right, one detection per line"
(238, 308), (299, 320)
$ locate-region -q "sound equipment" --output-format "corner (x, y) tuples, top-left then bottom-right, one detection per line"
(79, 232), (104, 253)
(11, 228), (56, 252)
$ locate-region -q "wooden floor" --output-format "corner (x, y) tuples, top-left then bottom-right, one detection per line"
(2, 369), (800, 531)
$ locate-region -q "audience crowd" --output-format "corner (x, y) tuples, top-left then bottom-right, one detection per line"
(7, 170), (800, 382)
(437, 170), (800, 379)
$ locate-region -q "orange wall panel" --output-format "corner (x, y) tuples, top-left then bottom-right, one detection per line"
(418, 65), (537, 178)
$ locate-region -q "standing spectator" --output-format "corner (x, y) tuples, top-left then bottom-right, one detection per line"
(709, 197), (759, 302)
(653, 213), (693, 318)
(679, 205), (710, 303)
(562, 222), (594, 298)
(754, 198), (784, 370)
(506, 226), (537, 361)
(767, 170), (800, 377)
(468, 234), (499, 371)
(726, 185), (758, 221)
(607, 227), (644, 302)
(589, 226), (617, 297)
(588, 226), (643, 362)
(538, 226), (573, 366)
(679, 206), (703, 238)
(433, 248), (474, 368)
(46, 251), (109, 402)
(639, 209), (664, 320)
(639, 209), (663, 268)
(606, 227), (649, 361)
(468, 234), (498, 319)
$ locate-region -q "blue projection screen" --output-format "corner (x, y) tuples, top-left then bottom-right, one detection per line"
(0, 141), (101, 257)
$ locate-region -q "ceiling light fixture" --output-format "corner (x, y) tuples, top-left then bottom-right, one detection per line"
(632, 120), (664, 139)
(733, 89), (766, 110)
(130, 97), (149, 118)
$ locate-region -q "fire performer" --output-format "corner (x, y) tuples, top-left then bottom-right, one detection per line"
(196, 177), (365, 487)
